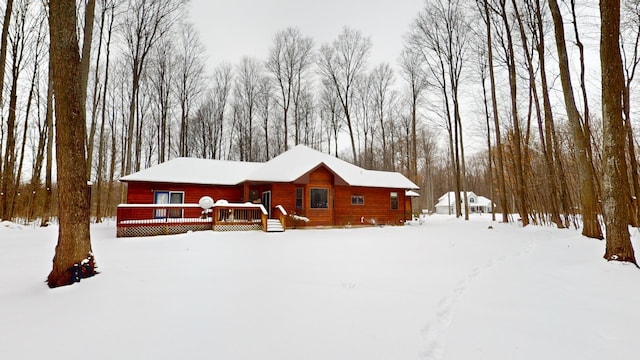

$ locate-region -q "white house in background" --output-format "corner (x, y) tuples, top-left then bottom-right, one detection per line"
(434, 191), (494, 215)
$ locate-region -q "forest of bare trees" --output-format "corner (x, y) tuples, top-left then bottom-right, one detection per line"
(0, 0), (638, 266)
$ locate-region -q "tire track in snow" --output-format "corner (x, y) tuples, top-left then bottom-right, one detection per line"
(419, 237), (537, 360)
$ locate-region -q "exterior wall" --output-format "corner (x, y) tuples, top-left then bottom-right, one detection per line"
(124, 169), (412, 227)
(271, 183), (297, 215)
(405, 197), (413, 220)
(269, 167), (335, 227)
(304, 166), (334, 226)
(334, 186), (407, 226)
(435, 205), (453, 215)
(125, 182), (244, 204)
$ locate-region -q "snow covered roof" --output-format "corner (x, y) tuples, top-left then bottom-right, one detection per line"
(405, 190), (420, 197)
(120, 145), (419, 190)
(436, 191), (478, 203)
(476, 196), (493, 207)
(435, 191), (494, 208)
(119, 158), (262, 186)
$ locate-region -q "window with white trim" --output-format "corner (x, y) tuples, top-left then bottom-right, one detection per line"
(154, 191), (184, 218)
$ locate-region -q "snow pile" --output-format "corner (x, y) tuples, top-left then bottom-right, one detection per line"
(290, 214), (310, 222)
(0, 215), (638, 360)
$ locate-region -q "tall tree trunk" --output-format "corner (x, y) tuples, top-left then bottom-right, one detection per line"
(85, 0), (102, 180)
(623, 85), (640, 226)
(12, 52), (39, 219)
(47, 0), (97, 288)
(0, 0), (13, 218)
(95, 4), (115, 223)
(600, 0), (637, 264)
(2, 46), (20, 220)
(548, 0), (603, 239)
(41, 59), (54, 226)
(500, 0), (528, 226)
(481, 0), (509, 223)
(0, 0), (13, 106)
(514, 0), (563, 227)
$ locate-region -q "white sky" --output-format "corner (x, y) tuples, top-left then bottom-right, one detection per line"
(187, 0), (425, 71)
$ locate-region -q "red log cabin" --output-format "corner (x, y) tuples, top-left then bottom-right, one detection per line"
(119, 145), (419, 228)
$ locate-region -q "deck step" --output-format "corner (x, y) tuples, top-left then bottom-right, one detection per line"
(266, 219), (284, 232)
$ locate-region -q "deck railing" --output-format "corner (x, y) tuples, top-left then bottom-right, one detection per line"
(211, 203), (267, 231)
(116, 202), (268, 237)
(274, 205), (288, 230)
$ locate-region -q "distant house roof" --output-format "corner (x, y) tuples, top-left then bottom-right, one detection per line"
(435, 191), (494, 208)
(120, 145), (419, 190)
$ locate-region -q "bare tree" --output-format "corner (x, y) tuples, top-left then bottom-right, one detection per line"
(149, 36), (174, 163)
(0, 0), (13, 111)
(176, 22), (205, 157)
(370, 63), (395, 170)
(494, 0), (528, 225)
(2, 0), (32, 220)
(14, 5), (45, 221)
(400, 47), (428, 184)
(408, 0), (471, 219)
(620, 0), (640, 225)
(122, 0), (184, 176)
(600, 0), (637, 264)
(548, 0), (603, 239)
(234, 57), (263, 161)
(476, 0), (509, 222)
(257, 75), (274, 160)
(211, 63), (233, 159)
(319, 79), (343, 157)
(47, 0), (97, 288)
(317, 27), (371, 164)
(95, 0), (117, 223)
(512, 0), (563, 227)
(267, 27), (313, 151)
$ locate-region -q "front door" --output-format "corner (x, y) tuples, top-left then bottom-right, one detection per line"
(262, 191), (271, 218)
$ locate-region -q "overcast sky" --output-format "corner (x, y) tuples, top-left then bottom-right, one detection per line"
(187, 0), (425, 71)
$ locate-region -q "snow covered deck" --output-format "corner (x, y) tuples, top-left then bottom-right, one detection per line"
(116, 203), (272, 237)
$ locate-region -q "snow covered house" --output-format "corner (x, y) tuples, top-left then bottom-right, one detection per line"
(434, 191), (494, 215)
(117, 145), (419, 236)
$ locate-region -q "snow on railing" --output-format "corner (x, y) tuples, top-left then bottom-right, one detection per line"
(275, 205), (287, 216)
(116, 202), (270, 237)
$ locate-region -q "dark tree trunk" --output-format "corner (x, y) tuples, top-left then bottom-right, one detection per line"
(481, 0), (509, 223)
(47, 0), (97, 288)
(499, 0), (528, 226)
(600, 0), (637, 265)
(95, 4), (115, 223)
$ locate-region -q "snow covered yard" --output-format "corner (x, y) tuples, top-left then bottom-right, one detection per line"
(1, 215), (639, 360)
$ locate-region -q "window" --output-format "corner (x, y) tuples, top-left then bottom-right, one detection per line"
(390, 192), (399, 210)
(470, 197), (475, 203)
(154, 191), (184, 218)
(310, 188), (329, 209)
(248, 190), (260, 203)
(351, 195), (364, 205)
(296, 187), (304, 209)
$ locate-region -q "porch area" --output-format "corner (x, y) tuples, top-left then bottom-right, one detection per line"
(116, 202), (288, 237)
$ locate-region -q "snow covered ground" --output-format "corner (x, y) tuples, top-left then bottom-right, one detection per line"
(1, 215), (638, 360)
